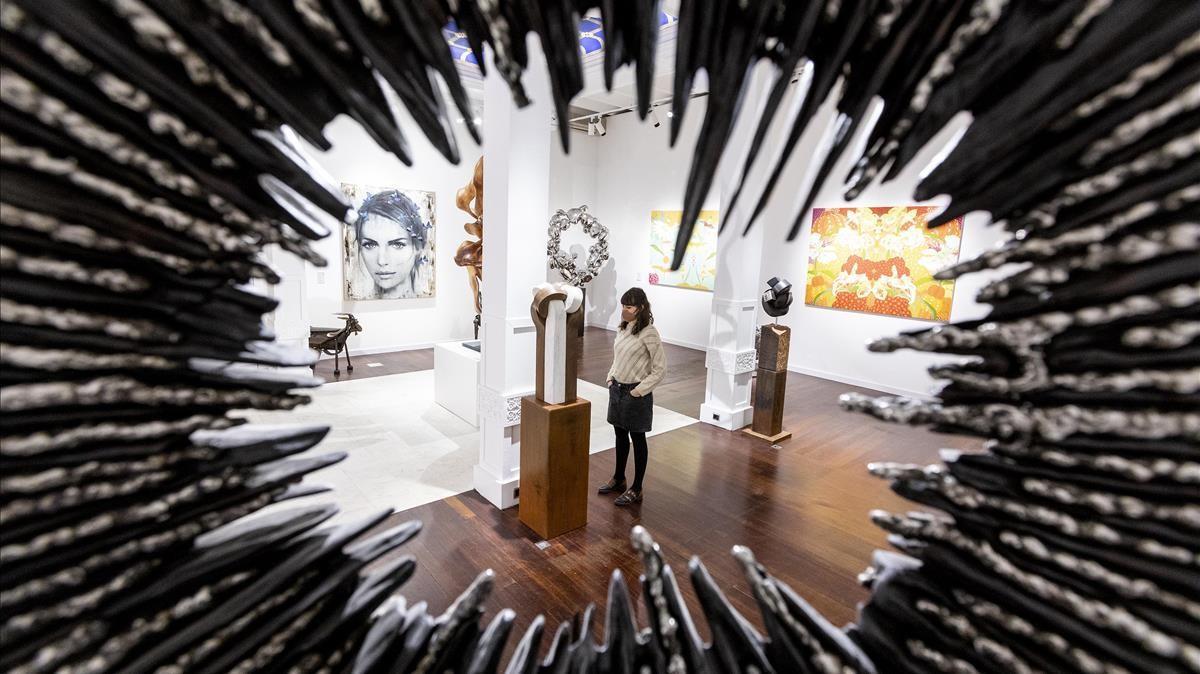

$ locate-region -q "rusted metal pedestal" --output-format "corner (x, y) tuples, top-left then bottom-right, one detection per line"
(743, 324), (792, 443)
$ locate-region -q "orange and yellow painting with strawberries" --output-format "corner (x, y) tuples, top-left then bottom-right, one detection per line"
(805, 206), (963, 322)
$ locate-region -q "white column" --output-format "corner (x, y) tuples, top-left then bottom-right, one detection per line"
(698, 230), (763, 430)
(473, 43), (553, 509)
(700, 65), (776, 430)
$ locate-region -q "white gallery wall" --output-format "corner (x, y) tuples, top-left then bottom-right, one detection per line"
(752, 90), (1008, 397)
(545, 133), (601, 295)
(301, 115), (482, 355)
(304, 73), (1008, 396)
(549, 133), (599, 214)
(554, 83), (1009, 397)
(562, 101), (716, 351)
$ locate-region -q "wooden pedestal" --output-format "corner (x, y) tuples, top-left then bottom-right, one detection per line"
(743, 324), (792, 443)
(518, 396), (591, 539)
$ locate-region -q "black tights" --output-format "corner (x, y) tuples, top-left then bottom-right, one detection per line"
(612, 426), (648, 491)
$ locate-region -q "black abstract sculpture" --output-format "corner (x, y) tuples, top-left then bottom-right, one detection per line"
(309, 313), (363, 375)
(760, 277), (794, 319)
(1, 2), (1196, 674)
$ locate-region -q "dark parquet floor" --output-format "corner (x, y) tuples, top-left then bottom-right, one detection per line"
(345, 327), (980, 658)
(311, 346), (433, 381)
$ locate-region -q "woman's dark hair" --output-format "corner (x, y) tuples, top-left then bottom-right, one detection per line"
(619, 287), (653, 335)
(354, 189), (429, 250)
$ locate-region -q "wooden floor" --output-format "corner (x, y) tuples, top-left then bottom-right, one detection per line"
(311, 346), (433, 381)
(345, 327), (980, 657)
(312, 327), (705, 417)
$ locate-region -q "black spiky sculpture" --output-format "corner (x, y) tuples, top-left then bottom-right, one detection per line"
(1, 2), (1196, 673)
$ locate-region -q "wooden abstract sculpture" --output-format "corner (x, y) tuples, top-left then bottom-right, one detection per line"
(309, 313), (363, 375)
(0, 1), (1195, 673)
(454, 157), (484, 337)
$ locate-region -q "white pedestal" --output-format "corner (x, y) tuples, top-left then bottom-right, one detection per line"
(434, 341), (481, 426)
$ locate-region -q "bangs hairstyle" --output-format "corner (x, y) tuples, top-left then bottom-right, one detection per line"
(354, 190), (429, 249)
(619, 287), (653, 335)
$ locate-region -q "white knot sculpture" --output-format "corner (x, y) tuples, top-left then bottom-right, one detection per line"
(547, 205), (609, 286)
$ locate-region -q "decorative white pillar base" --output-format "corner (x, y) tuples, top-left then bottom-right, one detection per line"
(700, 297), (760, 430)
(700, 342), (758, 429)
(699, 399), (753, 431)
(475, 382), (532, 509)
(473, 463), (519, 509)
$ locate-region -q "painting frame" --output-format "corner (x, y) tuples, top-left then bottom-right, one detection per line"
(804, 206), (963, 322)
(341, 183), (436, 301)
(647, 209), (719, 292)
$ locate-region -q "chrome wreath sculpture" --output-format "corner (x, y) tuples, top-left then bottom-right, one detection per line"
(0, 1), (1196, 673)
(547, 205), (610, 286)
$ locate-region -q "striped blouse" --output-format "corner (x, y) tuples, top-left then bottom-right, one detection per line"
(607, 324), (667, 397)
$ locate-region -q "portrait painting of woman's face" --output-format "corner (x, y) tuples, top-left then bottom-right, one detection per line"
(341, 184), (436, 300)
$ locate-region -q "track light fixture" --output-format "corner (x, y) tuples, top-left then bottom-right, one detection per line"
(650, 108), (662, 128)
(594, 117), (606, 136)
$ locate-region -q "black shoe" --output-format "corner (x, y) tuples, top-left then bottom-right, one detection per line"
(598, 478), (626, 495)
(614, 489), (643, 506)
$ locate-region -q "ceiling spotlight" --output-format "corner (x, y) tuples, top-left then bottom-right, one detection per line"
(587, 119), (596, 136)
(666, 110), (675, 118)
(650, 109), (662, 128)
(472, 116), (481, 125)
(594, 117), (606, 136)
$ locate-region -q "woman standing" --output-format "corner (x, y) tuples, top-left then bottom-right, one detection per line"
(600, 287), (667, 505)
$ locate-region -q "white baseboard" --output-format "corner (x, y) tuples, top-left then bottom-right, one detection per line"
(321, 327), (930, 400)
(785, 364), (933, 400)
(585, 321), (707, 352)
(661, 335), (708, 352)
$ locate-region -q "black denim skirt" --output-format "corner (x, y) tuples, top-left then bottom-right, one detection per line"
(607, 381), (653, 433)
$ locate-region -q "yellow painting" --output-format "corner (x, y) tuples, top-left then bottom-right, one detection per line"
(648, 210), (718, 291)
(805, 206), (963, 321)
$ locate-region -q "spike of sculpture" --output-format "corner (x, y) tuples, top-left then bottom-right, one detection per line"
(0, 1), (1194, 672)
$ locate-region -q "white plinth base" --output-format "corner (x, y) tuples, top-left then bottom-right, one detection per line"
(700, 401), (753, 431)
(434, 341), (481, 426)
(473, 464), (520, 509)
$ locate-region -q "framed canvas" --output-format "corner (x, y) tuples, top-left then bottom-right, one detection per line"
(648, 209), (718, 291)
(341, 183), (436, 300)
(805, 206), (963, 321)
